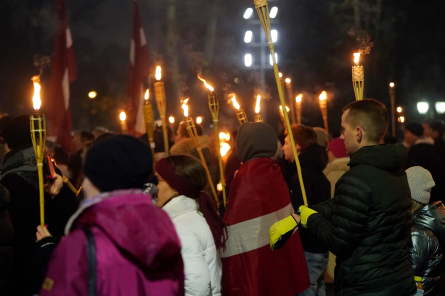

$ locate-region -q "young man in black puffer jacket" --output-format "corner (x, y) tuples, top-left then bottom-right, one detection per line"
(270, 99), (416, 296)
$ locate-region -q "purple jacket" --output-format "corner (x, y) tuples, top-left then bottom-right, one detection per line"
(40, 190), (184, 296)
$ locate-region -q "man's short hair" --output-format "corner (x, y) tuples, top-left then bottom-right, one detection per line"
(80, 131), (95, 143)
(342, 99), (388, 143)
(178, 122), (203, 138)
(290, 125), (318, 152)
(428, 120), (445, 137)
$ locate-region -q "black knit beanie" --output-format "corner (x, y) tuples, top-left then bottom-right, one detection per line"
(405, 122), (424, 137)
(0, 115), (32, 150)
(83, 135), (153, 192)
(236, 122), (278, 163)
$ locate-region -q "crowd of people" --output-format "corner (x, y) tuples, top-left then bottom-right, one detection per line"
(0, 98), (444, 296)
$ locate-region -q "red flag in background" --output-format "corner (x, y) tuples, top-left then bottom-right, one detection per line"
(126, 0), (150, 135)
(46, 0), (76, 153)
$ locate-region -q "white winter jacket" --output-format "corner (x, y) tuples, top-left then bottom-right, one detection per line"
(163, 195), (222, 296)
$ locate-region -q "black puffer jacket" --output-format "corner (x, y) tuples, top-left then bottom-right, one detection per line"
(410, 201), (445, 296)
(0, 185), (13, 295)
(308, 144), (415, 296)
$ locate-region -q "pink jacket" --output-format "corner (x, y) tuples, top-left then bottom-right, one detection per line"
(40, 190), (184, 296)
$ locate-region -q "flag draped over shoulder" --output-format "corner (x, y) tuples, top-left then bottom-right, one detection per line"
(222, 158), (310, 296)
(126, 0), (150, 135)
(46, 0), (76, 153)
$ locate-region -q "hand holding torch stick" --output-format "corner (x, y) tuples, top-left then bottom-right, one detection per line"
(254, 95), (263, 123)
(254, 0), (308, 206)
(352, 53), (364, 101)
(296, 94), (302, 125)
(30, 76), (47, 227)
(184, 116), (219, 207)
(318, 91), (330, 147)
(154, 66), (169, 155)
(142, 89), (155, 156)
(231, 95), (248, 124)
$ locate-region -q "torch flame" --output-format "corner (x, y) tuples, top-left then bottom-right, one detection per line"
(182, 98), (189, 104)
(32, 76), (41, 111)
(197, 76), (214, 92)
(255, 95), (261, 114)
(120, 111), (126, 122)
(220, 143), (231, 157)
(231, 95), (240, 110)
(279, 72), (283, 78)
(182, 104), (189, 117)
(353, 53), (361, 64)
(296, 94), (303, 103)
(155, 66), (162, 81)
(319, 91), (327, 101)
(279, 105), (290, 112)
(144, 89), (149, 100)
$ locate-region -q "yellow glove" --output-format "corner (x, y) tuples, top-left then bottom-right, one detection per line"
(269, 215), (298, 250)
(299, 206), (318, 228)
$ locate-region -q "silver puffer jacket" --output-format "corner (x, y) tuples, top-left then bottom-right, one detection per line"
(409, 201), (445, 296)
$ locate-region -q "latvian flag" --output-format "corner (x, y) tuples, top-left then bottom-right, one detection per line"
(46, 0), (76, 153)
(125, 0), (150, 135)
(221, 158), (310, 296)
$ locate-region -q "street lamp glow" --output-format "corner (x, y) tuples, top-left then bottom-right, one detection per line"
(243, 8), (253, 19)
(196, 117), (203, 124)
(270, 7), (278, 18)
(270, 53), (278, 65)
(436, 102), (445, 114)
(271, 30), (278, 42)
(244, 54), (252, 67)
(397, 107), (402, 113)
(88, 91), (97, 99)
(244, 30), (253, 43)
(417, 102), (429, 114)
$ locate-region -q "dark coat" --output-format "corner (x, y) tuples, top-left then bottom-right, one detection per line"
(407, 142), (445, 203)
(308, 144), (415, 296)
(410, 201), (445, 296)
(282, 144), (330, 253)
(0, 185), (13, 295)
(1, 146), (79, 296)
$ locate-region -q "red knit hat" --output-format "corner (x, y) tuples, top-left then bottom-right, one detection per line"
(329, 138), (348, 158)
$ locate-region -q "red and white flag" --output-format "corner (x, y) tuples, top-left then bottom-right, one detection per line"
(222, 158), (310, 296)
(125, 0), (150, 135)
(46, 0), (76, 153)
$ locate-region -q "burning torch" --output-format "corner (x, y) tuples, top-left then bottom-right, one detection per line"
(231, 94), (248, 125)
(352, 53), (364, 101)
(154, 66), (169, 155)
(142, 89), (155, 155)
(254, 95), (263, 122)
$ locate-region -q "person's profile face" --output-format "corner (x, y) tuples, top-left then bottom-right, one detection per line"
(340, 110), (359, 156)
(282, 135), (295, 162)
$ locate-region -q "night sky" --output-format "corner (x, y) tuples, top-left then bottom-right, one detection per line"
(1, 0), (444, 137)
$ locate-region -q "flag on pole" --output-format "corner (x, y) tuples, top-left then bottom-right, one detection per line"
(221, 158), (310, 296)
(46, 0), (76, 153)
(126, 0), (150, 135)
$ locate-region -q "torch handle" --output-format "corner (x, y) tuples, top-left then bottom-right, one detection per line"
(37, 163), (45, 227)
(213, 121), (227, 207)
(161, 117), (169, 156)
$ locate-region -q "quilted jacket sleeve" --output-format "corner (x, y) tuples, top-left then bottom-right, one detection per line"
(307, 171), (371, 257)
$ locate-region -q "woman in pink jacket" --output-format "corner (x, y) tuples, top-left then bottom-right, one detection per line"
(39, 135), (184, 296)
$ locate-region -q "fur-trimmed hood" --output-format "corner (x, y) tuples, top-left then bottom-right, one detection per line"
(323, 157), (350, 176)
(170, 136), (211, 156)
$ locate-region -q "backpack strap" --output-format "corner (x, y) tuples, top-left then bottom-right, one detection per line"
(83, 228), (97, 296)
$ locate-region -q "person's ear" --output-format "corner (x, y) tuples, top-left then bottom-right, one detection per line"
(356, 127), (363, 143)
(295, 144), (301, 153)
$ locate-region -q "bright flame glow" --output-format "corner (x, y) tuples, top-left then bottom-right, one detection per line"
(436, 102), (445, 114)
(417, 102), (429, 114)
(88, 91), (97, 99)
(221, 143), (231, 157)
(196, 117), (203, 124)
(279, 105), (290, 112)
(271, 30), (278, 42)
(219, 132), (230, 141)
(119, 111), (126, 122)
(155, 66), (162, 80)
(217, 183), (223, 191)
(398, 116), (405, 123)
(244, 54), (252, 67)
(279, 72), (283, 78)
(270, 53), (278, 65)
(244, 31), (253, 43)
(353, 53), (361, 64)
(319, 91), (327, 101)
(144, 89), (149, 100)
(285, 78), (291, 84)
(296, 94), (303, 103)
(169, 116), (175, 123)
(182, 104), (189, 117)
(255, 95), (261, 114)
(270, 6), (278, 18)
(397, 107), (402, 113)
(243, 8), (253, 19)
(231, 96), (240, 110)
(182, 98), (189, 104)
(32, 77), (41, 111)
(390, 82), (395, 88)
(197, 76), (214, 92)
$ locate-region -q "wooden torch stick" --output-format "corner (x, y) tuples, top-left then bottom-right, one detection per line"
(255, 0), (308, 207)
(184, 117), (219, 207)
(30, 114), (46, 227)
